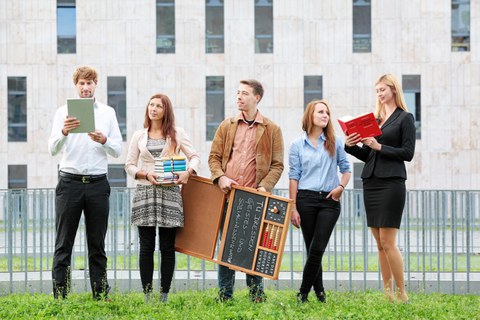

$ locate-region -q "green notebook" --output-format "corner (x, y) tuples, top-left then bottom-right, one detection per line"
(67, 98), (95, 133)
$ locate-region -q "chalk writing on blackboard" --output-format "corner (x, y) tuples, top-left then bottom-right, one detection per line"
(221, 190), (265, 269)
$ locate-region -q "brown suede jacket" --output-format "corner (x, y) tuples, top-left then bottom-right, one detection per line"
(208, 113), (284, 192)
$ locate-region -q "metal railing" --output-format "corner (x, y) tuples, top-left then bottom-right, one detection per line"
(1, 188), (479, 295)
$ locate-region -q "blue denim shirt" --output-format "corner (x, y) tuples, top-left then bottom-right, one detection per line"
(288, 132), (351, 192)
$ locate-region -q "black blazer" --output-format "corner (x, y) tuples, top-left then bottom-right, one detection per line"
(345, 108), (416, 179)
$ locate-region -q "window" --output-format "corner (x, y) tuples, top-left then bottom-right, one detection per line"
(156, 0), (175, 53)
(304, 76), (323, 109)
(108, 165), (127, 187)
(107, 77), (127, 141)
(451, 0), (470, 51)
(255, 0), (273, 53)
(402, 75), (421, 139)
(206, 0), (224, 53)
(206, 76), (225, 141)
(353, 162), (364, 189)
(57, 0), (76, 54)
(8, 77), (27, 142)
(8, 165), (27, 189)
(352, 0), (371, 53)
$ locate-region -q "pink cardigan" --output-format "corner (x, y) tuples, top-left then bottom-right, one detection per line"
(125, 127), (200, 185)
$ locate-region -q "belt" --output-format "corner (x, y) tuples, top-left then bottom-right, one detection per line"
(298, 190), (330, 197)
(59, 171), (107, 184)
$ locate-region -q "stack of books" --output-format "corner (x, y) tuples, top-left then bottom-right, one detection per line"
(154, 156), (187, 184)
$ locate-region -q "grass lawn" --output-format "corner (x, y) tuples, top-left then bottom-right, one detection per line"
(0, 289), (478, 320)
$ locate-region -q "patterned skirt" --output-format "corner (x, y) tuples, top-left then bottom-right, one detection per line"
(131, 184), (183, 228)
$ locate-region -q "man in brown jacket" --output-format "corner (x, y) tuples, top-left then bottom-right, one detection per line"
(209, 79), (284, 302)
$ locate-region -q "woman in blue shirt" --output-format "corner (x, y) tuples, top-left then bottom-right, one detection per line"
(289, 99), (351, 303)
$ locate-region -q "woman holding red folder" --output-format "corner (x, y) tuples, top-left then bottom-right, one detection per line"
(125, 93), (200, 303)
(289, 99), (351, 303)
(344, 74), (416, 303)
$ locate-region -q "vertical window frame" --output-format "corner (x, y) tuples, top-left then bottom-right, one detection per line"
(8, 76), (27, 142)
(303, 76), (323, 110)
(353, 162), (364, 190)
(451, 0), (470, 52)
(156, 0), (176, 54)
(206, 0), (225, 54)
(107, 76), (127, 141)
(108, 164), (127, 188)
(402, 75), (422, 140)
(8, 165), (28, 189)
(254, 0), (274, 54)
(352, 0), (371, 53)
(56, 0), (76, 54)
(206, 76), (225, 141)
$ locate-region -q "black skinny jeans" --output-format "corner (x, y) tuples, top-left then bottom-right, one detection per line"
(296, 190), (340, 295)
(138, 226), (176, 294)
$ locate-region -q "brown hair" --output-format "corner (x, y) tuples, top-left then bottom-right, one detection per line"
(302, 99), (336, 157)
(240, 79), (264, 103)
(72, 66), (98, 85)
(374, 74), (408, 121)
(144, 93), (177, 153)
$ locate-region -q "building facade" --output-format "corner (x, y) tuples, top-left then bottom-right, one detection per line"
(1, 0), (478, 190)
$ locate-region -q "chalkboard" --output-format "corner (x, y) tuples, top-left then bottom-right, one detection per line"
(220, 190), (265, 269)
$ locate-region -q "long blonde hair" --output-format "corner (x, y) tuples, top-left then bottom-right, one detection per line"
(374, 74), (408, 122)
(302, 99), (336, 157)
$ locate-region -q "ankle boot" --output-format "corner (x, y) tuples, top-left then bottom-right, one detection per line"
(160, 292), (168, 303)
(315, 290), (326, 303)
(296, 292), (309, 303)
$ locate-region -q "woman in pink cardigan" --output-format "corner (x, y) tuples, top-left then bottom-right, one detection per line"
(125, 93), (200, 303)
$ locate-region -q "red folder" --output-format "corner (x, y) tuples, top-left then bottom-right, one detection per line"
(337, 112), (382, 138)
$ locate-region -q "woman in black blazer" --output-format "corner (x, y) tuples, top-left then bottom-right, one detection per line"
(345, 74), (415, 303)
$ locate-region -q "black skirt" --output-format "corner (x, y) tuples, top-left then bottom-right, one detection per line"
(363, 175), (406, 228)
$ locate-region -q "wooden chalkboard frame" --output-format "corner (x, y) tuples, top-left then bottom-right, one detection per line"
(176, 176), (226, 260)
(217, 185), (293, 279)
(176, 177), (293, 280)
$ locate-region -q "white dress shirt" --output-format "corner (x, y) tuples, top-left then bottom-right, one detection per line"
(48, 101), (123, 175)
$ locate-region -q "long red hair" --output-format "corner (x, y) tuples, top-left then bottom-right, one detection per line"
(144, 93), (177, 153)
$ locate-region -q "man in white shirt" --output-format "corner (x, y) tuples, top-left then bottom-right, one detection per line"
(48, 66), (122, 300)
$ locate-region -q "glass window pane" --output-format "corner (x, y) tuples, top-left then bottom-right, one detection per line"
(108, 164), (127, 187)
(255, 0), (273, 53)
(206, 0), (224, 53)
(451, 0), (470, 51)
(353, 0), (371, 53)
(107, 77), (127, 141)
(304, 76), (323, 109)
(157, 0), (176, 53)
(353, 162), (364, 189)
(402, 75), (421, 139)
(206, 76), (225, 141)
(8, 77), (27, 142)
(8, 165), (27, 189)
(57, 0), (76, 54)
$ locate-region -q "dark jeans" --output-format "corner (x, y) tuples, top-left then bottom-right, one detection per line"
(296, 190), (340, 295)
(52, 176), (110, 299)
(138, 226), (176, 294)
(218, 200), (263, 299)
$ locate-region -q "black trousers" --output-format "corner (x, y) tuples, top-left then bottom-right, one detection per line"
(52, 176), (110, 299)
(296, 190), (340, 295)
(138, 226), (176, 294)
